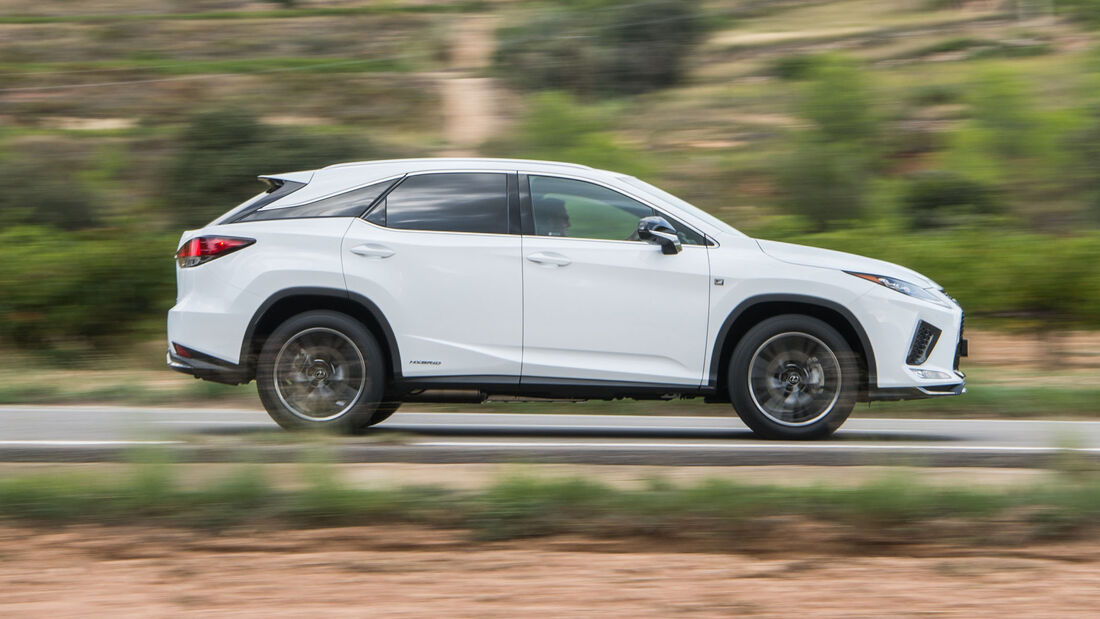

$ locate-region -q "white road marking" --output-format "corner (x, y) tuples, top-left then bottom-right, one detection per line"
(2, 405), (1095, 425)
(415, 441), (1100, 452)
(0, 407), (268, 416)
(156, 420), (271, 425)
(0, 440), (183, 447)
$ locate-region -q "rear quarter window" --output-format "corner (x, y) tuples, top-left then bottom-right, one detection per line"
(238, 179), (396, 222)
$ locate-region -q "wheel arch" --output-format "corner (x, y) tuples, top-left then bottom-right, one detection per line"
(709, 294), (876, 400)
(241, 287), (401, 382)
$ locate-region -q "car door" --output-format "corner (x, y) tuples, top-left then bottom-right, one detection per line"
(519, 173), (711, 387)
(342, 171), (523, 381)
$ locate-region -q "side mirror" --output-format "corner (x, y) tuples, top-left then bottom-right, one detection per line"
(637, 216), (682, 255)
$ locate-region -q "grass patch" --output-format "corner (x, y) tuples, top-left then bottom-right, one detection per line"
(0, 372), (252, 406)
(1, 462), (1099, 546)
(0, 3), (488, 24)
(0, 57), (414, 77)
(884, 383), (1100, 418)
(893, 36), (1053, 62)
(0, 365), (1096, 418)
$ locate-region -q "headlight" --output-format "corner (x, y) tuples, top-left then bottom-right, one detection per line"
(846, 272), (951, 307)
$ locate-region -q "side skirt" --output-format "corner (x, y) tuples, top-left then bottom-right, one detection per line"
(392, 375), (716, 402)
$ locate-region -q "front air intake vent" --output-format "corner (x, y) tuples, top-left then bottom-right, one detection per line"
(907, 321), (942, 366)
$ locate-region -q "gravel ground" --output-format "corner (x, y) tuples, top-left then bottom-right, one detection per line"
(1, 524), (1097, 617)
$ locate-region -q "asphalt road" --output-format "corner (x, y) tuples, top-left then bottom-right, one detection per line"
(2, 405), (1099, 467)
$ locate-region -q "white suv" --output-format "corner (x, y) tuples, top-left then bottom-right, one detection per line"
(168, 158), (966, 439)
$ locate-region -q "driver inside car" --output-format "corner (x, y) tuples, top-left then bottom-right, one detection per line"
(534, 196), (570, 236)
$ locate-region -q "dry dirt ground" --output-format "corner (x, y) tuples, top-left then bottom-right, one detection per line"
(1, 525), (1098, 617)
(439, 15), (503, 156)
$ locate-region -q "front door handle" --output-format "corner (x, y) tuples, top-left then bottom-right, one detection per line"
(526, 251), (571, 267)
(350, 243), (395, 259)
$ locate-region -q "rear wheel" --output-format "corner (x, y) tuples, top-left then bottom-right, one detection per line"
(368, 399), (401, 426)
(728, 315), (858, 440)
(257, 310), (386, 433)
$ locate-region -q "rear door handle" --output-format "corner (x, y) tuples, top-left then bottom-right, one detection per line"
(350, 243), (395, 259)
(526, 251), (571, 267)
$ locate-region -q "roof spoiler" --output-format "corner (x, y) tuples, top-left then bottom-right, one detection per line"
(258, 170), (315, 190)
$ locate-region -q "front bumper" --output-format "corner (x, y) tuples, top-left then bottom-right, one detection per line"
(868, 310), (967, 400)
(869, 380), (966, 401)
(167, 345), (250, 385)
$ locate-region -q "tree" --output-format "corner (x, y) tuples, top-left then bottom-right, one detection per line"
(495, 0), (705, 96)
(800, 56), (880, 147)
(165, 107), (374, 228)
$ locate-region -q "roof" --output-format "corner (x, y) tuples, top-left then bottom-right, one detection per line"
(322, 157), (594, 172)
(267, 158), (615, 207)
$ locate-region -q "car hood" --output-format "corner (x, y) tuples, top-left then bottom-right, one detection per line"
(755, 239), (938, 289)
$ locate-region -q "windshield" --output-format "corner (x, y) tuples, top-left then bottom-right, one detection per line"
(618, 176), (744, 237)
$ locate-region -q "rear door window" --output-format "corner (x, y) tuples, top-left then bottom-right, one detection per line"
(365, 173), (508, 234)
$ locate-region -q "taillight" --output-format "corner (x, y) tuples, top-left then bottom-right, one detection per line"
(175, 236), (254, 268)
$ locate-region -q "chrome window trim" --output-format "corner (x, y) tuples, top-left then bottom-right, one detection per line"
(322, 168), (714, 246)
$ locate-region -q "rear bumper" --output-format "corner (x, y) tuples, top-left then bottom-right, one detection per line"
(167, 346), (250, 385)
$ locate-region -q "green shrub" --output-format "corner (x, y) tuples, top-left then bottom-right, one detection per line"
(776, 229), (1100, 327)
(777, 138), (869, 231)
(0, 226), (175, 350)
(800, 56), (880, 147)
(968, 68), (1041, 161)
(494, 0), (705, 96)
(907, 83), (963, 107)
(1062, 0), (1100, 27)
(165, 107), (378, 228)
(0, 158), (100, 231)
(482, 91), (649, 176)
(772, 56), (883, 231)
(1063, 105), (1100, 223)
(765, 53), (824, 80)
(901, 170), (1000, 229)
(910, 36), (985, 57)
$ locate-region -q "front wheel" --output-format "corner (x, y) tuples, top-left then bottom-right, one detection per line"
(728, 315), (858, 440)
(257, 310), (387, 433)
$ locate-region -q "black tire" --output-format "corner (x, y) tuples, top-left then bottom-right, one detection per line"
(368, 399), (401, 426)
(727, 314), (858, 440)
(257, 310), (386, 434)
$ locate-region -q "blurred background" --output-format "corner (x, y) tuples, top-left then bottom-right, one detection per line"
(1, 0), (1098, 415)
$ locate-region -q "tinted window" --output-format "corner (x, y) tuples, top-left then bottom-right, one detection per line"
(219, 180), (305, 225)
(529, 176), (705, 245)
(240, 179), (395, 222)
(375, 173), (508, 234)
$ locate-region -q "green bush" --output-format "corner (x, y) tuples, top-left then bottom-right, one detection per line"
(901, 170), (1000, 229)
(0, 157), (100, 231)
(773, 56), (883, 231)
(968, 68), (1041, 161)
(494, 0), (705, 96)
(482, 91), (650, 176)
(165, 107), (378, 228)
(800, 56), (880, 147)
(777, 229), (1100, 327)
(1062, 0), (1100, 27)
(777, 138), (869, 231)
(1063, 105), (1100, 223)
(0, 226), (175, 350)
(765, 53), (824, 80)
(907, 83), (963, 107)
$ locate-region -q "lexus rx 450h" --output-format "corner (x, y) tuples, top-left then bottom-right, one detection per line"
(168, 158), (966, 439)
